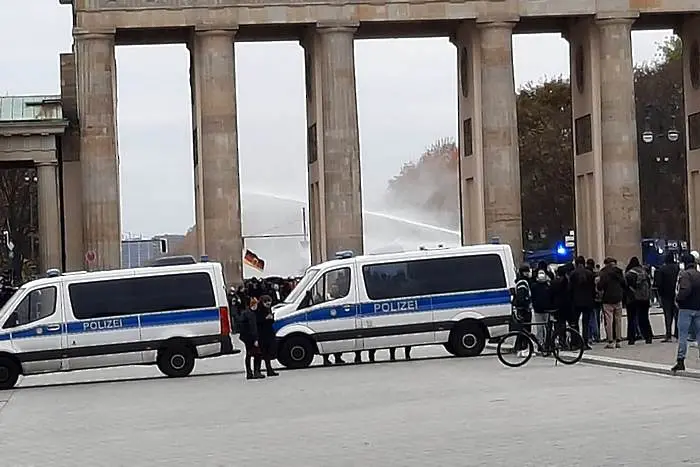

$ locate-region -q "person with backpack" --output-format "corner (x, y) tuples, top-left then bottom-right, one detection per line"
(624, 256), (653, 345)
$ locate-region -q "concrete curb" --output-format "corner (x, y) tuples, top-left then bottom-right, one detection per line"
(581, 354), (700, 380)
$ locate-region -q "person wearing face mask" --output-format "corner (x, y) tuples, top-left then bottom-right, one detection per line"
(512, 265), (532, 356)
(256, 295), (279, 377)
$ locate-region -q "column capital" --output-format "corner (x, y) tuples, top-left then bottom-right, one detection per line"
(36, 160), (58, 168)
(595, 12), (639, 26)
(475, 21), (517, 31)
(194, 26), (238, 38)
(72, 27), (115, 41)
(316, 21), (359, 34)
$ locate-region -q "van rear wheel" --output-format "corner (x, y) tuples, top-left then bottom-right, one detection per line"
(449, 323), (486, 357)
(157, 345), (195, 378)
(0, 357), (19, 390)
(279, 336), (314, 369)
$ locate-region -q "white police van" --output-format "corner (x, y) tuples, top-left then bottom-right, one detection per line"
(0, 261), (237, 389)
(273, 244), (517, 369)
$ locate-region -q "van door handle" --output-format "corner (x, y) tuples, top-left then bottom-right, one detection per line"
(46, 324), (61, 331)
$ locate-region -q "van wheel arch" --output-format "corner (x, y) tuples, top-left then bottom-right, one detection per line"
(156, 338), (197, 378)
(278, 333), (317, 369)
(448, 319), (488, 357)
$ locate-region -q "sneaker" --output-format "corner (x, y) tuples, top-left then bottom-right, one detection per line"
(605, 343), (614, 349)
(516, 350), (529, 358)
(690, 341), (698, 348)
(615, 342), (621, 349)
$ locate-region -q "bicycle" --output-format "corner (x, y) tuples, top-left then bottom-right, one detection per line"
(496, 308), (585, 367)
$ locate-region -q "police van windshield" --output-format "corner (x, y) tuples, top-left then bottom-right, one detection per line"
(284, 268), (320, 304)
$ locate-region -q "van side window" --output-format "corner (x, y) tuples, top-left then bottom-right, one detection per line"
(2, 287), (57, 329)
(309, 268), (351, 306)
(68, 272), (215, 320)
(362, 254), (506, 300)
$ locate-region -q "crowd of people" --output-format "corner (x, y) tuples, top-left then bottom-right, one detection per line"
(514, 252), (700, 373)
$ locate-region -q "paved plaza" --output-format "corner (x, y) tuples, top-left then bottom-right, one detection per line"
(0, 344), (698, 467)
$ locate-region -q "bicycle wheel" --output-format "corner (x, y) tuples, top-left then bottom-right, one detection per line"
(552, 326), (584, 365)
(496, 331), (534, 368)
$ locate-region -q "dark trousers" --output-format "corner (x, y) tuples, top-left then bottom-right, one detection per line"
(627, 301), (653, 343)
(661, 296), (679, 339)
(244, 342), (262, 376)
(513, 309), (532, 351)
(573, 306), (592, 344)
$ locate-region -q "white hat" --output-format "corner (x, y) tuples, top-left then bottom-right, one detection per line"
(692, 251), (700, 260)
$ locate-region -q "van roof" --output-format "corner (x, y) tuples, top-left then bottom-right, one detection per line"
(25, 262), (221, 286)
(317, 244), (512, 269)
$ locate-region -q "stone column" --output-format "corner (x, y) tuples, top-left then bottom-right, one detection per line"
(192, 28), (243, 284)
(317, 23), (363, 260)
(36, 161), (63, 272)
(453, 22), (486, 246)
(597, 17), (641, 263)
(74, 30), (121, 270)
(682, 15), (700, 249)
(477, 21), (522, 262)
(566, 18), (605, 263)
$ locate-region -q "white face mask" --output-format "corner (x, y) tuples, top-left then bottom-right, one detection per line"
(680, 263), (686, 270)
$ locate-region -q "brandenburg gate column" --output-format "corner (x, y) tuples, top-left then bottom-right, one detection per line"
(453, 22), (486, 247)
(596, 15), (641, 263)
(476, 21), (523, 262)
(74, 30), (121, 270)
(302, 22), (364, 263)
(681, 15), (700, 249)
(192, 28), (243, 284)
(567, 18), (605, 263)
(36, 161), (63, 272)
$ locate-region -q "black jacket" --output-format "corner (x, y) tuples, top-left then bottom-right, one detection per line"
(655, 263), (680, 300)
(550, 275), (571, 312)
(597, 264), (626, 305)
(676, 268), (700, 311)
(255, 306), (276, 340)
(530, 280), (553, 313)
(238, 308), (259, 343)
(569, 265), (596, 308)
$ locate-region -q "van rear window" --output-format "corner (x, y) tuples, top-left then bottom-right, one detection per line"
(362, 254), (506, 300)
(68, 272), (216, 320)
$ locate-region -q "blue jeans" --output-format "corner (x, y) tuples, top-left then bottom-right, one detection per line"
(589, 306), (601, 342)
(677, 309), (700, 360)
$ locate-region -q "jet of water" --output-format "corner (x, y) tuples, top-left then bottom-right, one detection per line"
(243, 190), (460, 237)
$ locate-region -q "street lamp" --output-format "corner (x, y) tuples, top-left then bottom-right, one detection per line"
(641, 105), (681, 146)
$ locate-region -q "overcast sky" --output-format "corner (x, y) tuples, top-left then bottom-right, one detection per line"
(2, 1), (672, 238)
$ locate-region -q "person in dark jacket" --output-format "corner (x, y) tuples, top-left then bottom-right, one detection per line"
(550, 266), (571, 336)
(655, 253), (680, 341)
(239, 298), (265, 380)
(569, 256), (595, 350)
(256, 295), (279, 377)
(597, 257), (626, 348)
(537, 261), (555, 281)
(672, 253), (700, 372)
(530, 269), (553, 345)
(624, 257), (653, 345)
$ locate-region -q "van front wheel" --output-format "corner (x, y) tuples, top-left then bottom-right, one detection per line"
(279, 336), (314, 369)
(0, 357), (19, 390)
(157, 345), (195, 378)
(449, 323), (486, 357)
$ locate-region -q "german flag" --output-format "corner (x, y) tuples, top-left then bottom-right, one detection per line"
(243, 249), (265, 272)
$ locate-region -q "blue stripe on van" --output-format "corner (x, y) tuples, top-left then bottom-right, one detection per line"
(273, 289), (511, 332)
(0, 308), (220, 341)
